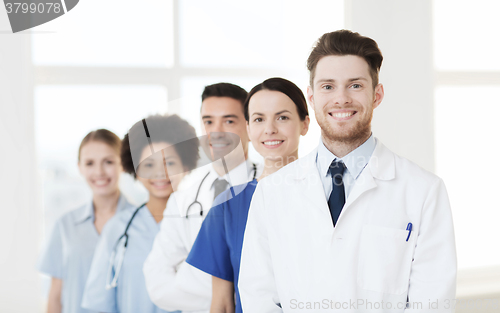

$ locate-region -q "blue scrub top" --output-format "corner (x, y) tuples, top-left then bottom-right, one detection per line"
(82, 204), (177, 313)
(37, 195), (132, 313)
(186, 180), (257, 313)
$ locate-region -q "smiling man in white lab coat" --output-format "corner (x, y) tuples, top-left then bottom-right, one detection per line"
(143, 83), (261, 312)
(239, 30), (457, 312)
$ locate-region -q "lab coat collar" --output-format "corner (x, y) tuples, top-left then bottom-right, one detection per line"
(292, 137), (396, 224)
(74, 193), (128, 225)
(294, 137), (394, 181)
(174, 160), (256, 217)
(209, 159), (255, 188)
(317, 134), (376, 180)
(342, 138), (395, 211)
(367, 138), (395, 181)
(288, 148), (330, 218)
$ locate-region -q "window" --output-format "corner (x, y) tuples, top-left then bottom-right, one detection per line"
(32, 0), (175, 67)
(35, 85), (168, 225)
(32, 0), (344, 299)
(433, 0), (500, 71)
(433, 0), (500, 270)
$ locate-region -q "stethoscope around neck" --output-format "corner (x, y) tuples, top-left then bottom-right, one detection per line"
(107, 121), (254, 287)
(185, 162), (257, 218)
(106, 202), (146, 289)
(106, 163), (257, 288)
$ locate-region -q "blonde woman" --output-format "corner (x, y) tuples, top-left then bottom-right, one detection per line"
(37, 129), (133, 313)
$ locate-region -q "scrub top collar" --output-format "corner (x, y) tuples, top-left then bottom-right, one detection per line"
(74, 193), (129, 225)
(139, 204), (162, 228)
(317, 133), (376, 180)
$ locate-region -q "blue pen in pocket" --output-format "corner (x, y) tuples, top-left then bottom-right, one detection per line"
(406, 223), (413, 241)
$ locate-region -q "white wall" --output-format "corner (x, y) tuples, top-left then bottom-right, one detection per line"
(346, 0), (435, 172)
(346, 0), (500, 303)
(0, 12), (41, 313)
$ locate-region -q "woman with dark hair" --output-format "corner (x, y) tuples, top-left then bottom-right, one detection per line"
(37, 129), (133, 313)
(186, 78), (310, 313)
(82, 114), (199, 313)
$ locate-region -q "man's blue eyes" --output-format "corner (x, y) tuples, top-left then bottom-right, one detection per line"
(323, 84), (362, 89)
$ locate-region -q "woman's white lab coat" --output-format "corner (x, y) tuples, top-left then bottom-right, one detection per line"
(239, 138), (457, 313)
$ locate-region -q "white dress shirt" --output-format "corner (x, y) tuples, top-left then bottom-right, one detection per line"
(143, 160), (261, 313)
(316, 134), (376, 200)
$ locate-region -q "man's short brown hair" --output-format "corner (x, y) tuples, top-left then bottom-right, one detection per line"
(307, 30), (383, 88)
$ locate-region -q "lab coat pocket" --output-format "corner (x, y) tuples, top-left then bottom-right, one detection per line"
(357, 224), (413, 295)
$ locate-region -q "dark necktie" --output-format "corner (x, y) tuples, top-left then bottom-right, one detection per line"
(212, 178), (229, 200)
(328, 160), (346, 226)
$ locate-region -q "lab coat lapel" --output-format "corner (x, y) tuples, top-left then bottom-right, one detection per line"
(295, 149), (331, 218)
(343, 167), (377, 211)
(343, 139), (395, 210)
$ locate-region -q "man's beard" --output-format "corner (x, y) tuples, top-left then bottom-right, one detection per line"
(315, 109), (373, 145)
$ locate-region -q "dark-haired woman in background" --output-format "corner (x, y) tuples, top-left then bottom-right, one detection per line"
(82, 115), (199, 313)
(37, 129), (133, 313)
(186, 78), (310, 313)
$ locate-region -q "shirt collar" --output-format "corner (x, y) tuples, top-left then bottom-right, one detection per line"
(74, 193), (129, 225)
(317, 133), (376, 179)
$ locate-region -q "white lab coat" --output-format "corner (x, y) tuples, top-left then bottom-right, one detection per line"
(239, 139), (457, 313)
(143, 160), (260, 313)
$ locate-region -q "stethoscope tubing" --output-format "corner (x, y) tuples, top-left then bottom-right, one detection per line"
(108, 164), (257, 287)
(119, 163), (257, 235)
(186, 163), (257, 218)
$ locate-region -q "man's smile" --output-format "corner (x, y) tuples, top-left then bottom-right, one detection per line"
(328, 109), (357, 121)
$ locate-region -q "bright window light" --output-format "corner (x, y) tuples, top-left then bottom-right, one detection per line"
(433, 0), (500, 71)
(35, 85), (168, 221)
(435, 86), (500, 269)
(32, 0), (174, 67)
(180, 0), (344, 69)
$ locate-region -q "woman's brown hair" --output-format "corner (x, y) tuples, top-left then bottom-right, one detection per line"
(243, 77), (309, 122)
(78, 129), (121, 162)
